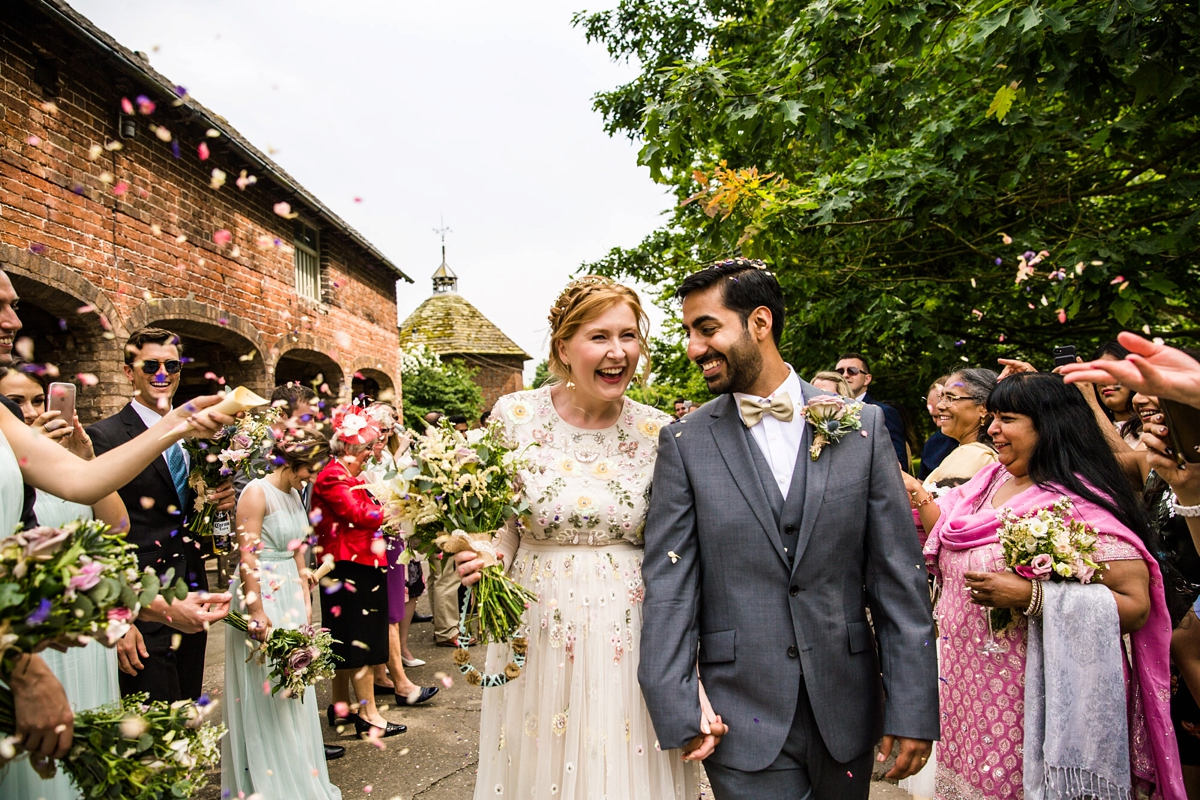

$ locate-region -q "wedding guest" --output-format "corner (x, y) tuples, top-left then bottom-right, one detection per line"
(454, 275), (698, 800)
(222, 428), (342, 798)
(88, 327), (236, 702)
(835, 352), (910, 470)
(922, 373), (1183, 799)
(809, 369), (851, 397)
(422, 410), (468, 648)
(0, 368), (232, 762)
(1093, 340), (1144, 448)
(0, 366), (128, 800)
(363, 402), (437, 705)
(918, 376), (957, 480)
(0, 269), (37, 531)
(674, 397), (690, 419)
(1062, 332), (1200, 409)
(448, 414), (469, 433)
(312, 405), (404, 739)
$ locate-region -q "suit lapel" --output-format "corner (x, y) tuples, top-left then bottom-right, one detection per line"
(708, 396), (790, 567)
(791, 381), (832, 573)
(122, 403), (175, 494)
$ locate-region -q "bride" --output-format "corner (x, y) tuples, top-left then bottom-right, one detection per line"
(454, 276), (700, 800)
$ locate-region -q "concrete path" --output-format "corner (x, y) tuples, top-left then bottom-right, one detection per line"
(194, 592), (908, 799)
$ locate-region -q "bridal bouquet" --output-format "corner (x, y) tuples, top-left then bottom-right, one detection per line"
(182, 409), (274, 539)
(364, 421), (538, 648)
(0, 690), (224, 799)
(991, 498), (1104, 630)
(224, 613), (339, 699)
(0, 520), (188, 675)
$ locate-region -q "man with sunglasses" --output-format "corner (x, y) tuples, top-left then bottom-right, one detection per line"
(88, 327), (234, 703)
(835, 352), (910, 473)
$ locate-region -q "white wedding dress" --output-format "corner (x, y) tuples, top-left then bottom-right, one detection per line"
(472, 387), (698, 800)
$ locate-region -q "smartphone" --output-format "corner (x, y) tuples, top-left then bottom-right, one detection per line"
(1159, 398), (1200, 467)
(46, 382), (77, 432)
(1052, 345), (1077, 368)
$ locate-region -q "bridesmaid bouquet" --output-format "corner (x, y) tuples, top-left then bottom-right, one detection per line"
(0, 520), (188, 675)
(364, 421), (538, 647)
(991, 498), (1104, 630)
(224, 613), (339, 699)
(182, 408), (275, 538)
(0, 690), (225, 799)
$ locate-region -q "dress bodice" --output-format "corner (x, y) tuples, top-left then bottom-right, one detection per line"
(492, 387), (670, 547)
(249, 477), (308, 559)
(0, 429), (23, 535)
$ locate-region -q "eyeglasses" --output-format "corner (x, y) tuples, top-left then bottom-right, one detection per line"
(938, 392), (976, 405)
(137, 359), (182, 375)
(835, 366), (865, 377)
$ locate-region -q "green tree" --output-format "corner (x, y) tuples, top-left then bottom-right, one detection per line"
(575, 0), (1200, 413)
(530, 359), (552, 390)
(399, 344), (485, 426)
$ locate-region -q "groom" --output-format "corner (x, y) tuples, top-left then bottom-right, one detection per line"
(639, 259), (938, 799)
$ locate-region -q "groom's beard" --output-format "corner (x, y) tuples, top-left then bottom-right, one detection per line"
(695, 330), (763, 395)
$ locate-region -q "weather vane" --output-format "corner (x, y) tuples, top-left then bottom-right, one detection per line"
(433, 216), (452, 263)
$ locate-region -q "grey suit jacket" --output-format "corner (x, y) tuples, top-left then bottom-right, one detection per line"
(637, 383), (938, 770)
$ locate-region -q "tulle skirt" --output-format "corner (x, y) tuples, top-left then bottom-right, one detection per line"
(473, 540), (698, 800)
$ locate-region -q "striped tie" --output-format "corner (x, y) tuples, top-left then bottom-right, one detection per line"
(165, 443), (189, 509)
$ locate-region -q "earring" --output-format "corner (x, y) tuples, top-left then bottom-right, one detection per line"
(563, 364), (575, 389)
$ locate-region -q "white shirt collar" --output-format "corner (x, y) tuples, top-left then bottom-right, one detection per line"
(733, 367), (803, 422)
(129, 398), (167, 428)
(855, 390), (867, 401)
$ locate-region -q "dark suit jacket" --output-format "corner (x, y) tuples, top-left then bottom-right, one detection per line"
(87, 403), (208, 593)
(862, 391), (909, 472)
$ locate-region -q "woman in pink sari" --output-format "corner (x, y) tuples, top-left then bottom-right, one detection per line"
(919, 373), (1185, 800)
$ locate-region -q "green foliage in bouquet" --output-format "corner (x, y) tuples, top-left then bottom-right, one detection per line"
(0, 690), (224, 799)
(183, 410), (274, 537)
(224, 612), (340, 699)
(0, 520), (188, 674)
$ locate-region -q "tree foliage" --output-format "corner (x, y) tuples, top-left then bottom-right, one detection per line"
(574, 0), (1200, 414)
(399, 344), (485, 426)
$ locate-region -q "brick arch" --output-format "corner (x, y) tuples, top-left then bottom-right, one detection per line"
(129, 299), (270, 402)
(347, 354), (397, 403)
(272, 333), (347, 401)
(0, 246), (127, 421)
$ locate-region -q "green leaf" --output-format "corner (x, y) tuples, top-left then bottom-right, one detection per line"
(1018, 5), (1042, 32)
(0, 583), (24, 613)
(973, 8), (1011, 43)
(986, 83), (1019, 120)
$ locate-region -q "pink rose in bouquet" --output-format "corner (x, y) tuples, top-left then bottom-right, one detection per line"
(1014, 552), (1054, 580)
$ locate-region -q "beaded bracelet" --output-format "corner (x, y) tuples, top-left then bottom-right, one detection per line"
(452, 587), (527, 688)
(1023, 579), (1044, 618)
(1171, 499), (1200, 518)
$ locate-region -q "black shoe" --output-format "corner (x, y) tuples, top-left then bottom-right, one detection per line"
(354, 717), (406, 739)
(324, 744), (346, 761)
(373, 683), (396, 696)
(393, 686), (439, 707)
(326, 705), (351, 728)
(412, 613), (433, 624)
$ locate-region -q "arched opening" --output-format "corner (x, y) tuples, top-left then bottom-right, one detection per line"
(275, 348), (343, 405)
(350, 367), (396, 405)
(3, 268), (123, 424)
(143, 318), (268, 410)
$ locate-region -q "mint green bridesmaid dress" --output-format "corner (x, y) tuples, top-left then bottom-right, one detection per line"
(221, 477), (341, 800)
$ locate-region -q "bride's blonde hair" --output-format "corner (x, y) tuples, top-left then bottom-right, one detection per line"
(546, 276), (651, 385)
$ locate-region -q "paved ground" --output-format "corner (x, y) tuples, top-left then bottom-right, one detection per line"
(194, 591), (909, 799)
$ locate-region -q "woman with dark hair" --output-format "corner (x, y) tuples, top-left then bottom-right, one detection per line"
(920, 373), (1183, 799)
(1094, 340), (1144, 448)
(222, 428), (342, 799)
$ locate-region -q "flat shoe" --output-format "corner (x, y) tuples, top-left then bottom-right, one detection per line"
(393, 686), (439, 706)
(412, 613), (433, 624)
(373, 683), (396, 695)
(401, 656), (426, 667)
(324, 744), (346, 760)
(354, 717), (407, 739)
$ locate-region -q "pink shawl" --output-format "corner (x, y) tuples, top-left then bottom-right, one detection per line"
(924, 462), (1185, 800)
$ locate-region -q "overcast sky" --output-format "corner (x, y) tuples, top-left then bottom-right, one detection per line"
(69, 0), (673, 379)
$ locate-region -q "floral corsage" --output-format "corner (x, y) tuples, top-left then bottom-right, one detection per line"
(801, 395), (864, 461)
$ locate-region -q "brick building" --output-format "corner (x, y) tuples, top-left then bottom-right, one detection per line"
(1, 0), (411, 424)
(398, 259), (529, 412)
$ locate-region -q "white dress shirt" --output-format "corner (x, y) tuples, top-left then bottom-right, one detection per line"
(130, 399), (189, 471)
(734, 367), (805, 499)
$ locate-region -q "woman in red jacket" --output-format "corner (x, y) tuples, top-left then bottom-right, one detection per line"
(313, 405), (405, 739)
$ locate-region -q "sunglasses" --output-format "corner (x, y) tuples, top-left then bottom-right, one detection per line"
(835, 366), (865, 377)
(137, 359), (183, 375)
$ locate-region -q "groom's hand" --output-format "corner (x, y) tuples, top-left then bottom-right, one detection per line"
(879, 735), (932, 779)
(682, 714), (727, 762)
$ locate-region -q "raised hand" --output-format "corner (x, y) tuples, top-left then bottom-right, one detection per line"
(1061, 332), (1200, 407)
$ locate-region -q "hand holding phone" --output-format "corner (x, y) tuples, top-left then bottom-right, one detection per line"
(1052, 345), (1077, 369)
(47, 382), (77, 435)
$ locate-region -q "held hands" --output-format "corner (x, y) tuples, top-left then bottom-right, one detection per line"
(682, 680), (727, 762)
(879, 736), (933, 780)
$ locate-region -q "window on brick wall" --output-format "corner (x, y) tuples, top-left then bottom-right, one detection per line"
(293, 220), (321, 301)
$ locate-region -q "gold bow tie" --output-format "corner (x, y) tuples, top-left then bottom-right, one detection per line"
(739, 394), (795, 427)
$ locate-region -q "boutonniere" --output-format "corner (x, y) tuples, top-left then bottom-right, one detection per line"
(801, 395), (864, 461)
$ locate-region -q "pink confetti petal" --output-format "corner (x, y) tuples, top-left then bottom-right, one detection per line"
(1110, 275), (1125, 285)
(198, 142), (210, 161)
(273, 201), (298, 219)
(112, 181), (129, 196)
(26, 135), (41, 146)
(121, 97), (134, 115)
(76, 372), (99, 386)
(1056, 309), (1067, 324)
(213, 229), (232, 245)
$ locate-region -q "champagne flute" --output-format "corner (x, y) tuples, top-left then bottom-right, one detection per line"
(969, 548), (1007, 654)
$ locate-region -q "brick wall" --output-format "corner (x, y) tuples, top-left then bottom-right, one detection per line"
(0, 4), (403, 423)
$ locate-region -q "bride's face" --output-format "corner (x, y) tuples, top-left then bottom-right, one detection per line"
(558, 302), (641, 406)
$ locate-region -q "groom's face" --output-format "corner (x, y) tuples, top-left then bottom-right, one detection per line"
(682, 285), (764, 395)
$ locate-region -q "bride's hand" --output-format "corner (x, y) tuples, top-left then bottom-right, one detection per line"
(454, 550), (503, 587)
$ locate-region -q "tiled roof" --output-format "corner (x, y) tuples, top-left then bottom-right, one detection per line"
(398, 293), (530, 359)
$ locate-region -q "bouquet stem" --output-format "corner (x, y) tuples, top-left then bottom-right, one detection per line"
(464, 566), (538, 645)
